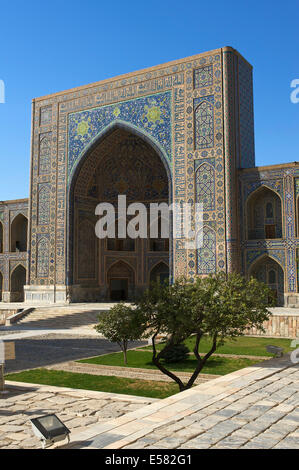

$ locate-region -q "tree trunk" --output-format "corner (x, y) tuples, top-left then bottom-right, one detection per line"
(151, 334), (185, 391)
(123, 341), (127, 365)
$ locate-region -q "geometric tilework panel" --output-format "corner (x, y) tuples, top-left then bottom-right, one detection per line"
(38, 184), (50, 226)
(39, 133), (52, 175)
(197, 226), (216, 274)
(194, 96), (214, 150)
(40, 105), (52, 126)
(195, 163), (215, 211)
(238, 58), (255, 169)
(37, 237), (50, 278)
(194, 65), (213, 88)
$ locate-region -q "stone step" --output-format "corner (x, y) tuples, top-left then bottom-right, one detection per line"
(15, 305), (111, 328)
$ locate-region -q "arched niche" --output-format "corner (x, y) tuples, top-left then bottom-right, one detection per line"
(150, 262), (169, 285)
(0, 222), (3, 253)
(247, 186), (282, 240)
(0, 271), (3, 301)
(107, 260), (135, 301)
(10, 214), (28, 252)
(249, 255), (284, 306)
(11, 265), (26, 302)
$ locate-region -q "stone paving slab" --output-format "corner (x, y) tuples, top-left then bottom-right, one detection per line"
(0, 381), (157, 449)
(65, 355), (299, 449)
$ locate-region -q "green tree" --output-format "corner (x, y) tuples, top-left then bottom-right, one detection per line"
(94, 303), (144, 365)
(136, 273), (273, 392)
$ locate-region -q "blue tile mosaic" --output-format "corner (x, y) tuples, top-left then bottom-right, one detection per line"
(67, 91), (172, 185)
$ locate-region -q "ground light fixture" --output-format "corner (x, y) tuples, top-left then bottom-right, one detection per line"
(30, 414), (71, 449)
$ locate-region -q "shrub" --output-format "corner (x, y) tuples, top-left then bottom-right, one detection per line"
(160, 343), (190, 363)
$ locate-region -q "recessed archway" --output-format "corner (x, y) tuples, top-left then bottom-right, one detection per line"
(0, 222), (3, 253)
(249, 255), (284, 306)
(107, 260), (135, 301)
(11, 265), (26, 302)
(67, 123), (172, 302)
(246, 186), (282, 240)
(150, 262), (169, 285)
(10, 214), (28, 252)
(0, 271), (3, 302)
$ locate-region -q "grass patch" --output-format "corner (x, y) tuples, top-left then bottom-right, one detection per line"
(143, 335), (293, 357)
(78, 350), (264, 375)
(6, 369), (178, 399)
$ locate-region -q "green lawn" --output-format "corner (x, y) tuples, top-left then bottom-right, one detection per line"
(77, 335), (293, 376)
(6, 337), (290, 400)
(6, 369), (178, 399)
(143, 335), (293, 357)
(78, 349), (264, 375)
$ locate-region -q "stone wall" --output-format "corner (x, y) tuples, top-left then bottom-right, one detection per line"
(247, 311), (299, 338)
(0, 309), (19, 325)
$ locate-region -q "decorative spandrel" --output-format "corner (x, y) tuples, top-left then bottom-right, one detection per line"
(68, 92), (172, 185)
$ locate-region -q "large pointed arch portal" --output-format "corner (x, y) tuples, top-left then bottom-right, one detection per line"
(67, 122), (172, 302)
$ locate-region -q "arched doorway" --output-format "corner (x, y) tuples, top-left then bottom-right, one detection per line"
(11, 214), (28, 252)
(0, 271), (3, 301)
(107, 261), (135, 301)
(150, 262), (169, 285)
(247, 186), (282, 240)
(249, 256), (284, 306)
(11, 265), (26, 302)
(0, 222), (3, 253)
(68, 124), (171, 302)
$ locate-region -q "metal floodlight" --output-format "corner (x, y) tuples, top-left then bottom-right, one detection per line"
(30, 414), (71, 449)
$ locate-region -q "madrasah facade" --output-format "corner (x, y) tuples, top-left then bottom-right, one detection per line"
(1, 47), (299, 308)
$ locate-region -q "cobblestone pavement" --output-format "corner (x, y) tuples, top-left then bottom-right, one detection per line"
(65, 355), (299, 449)
(2, 334), (145, 374)
(46, 361), (218, 384)
(0, 382), (157, 449)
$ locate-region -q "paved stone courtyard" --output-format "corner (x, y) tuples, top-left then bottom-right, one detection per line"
(1, 333), (144, 374)
(0, 383), (156, 449)
(64, 355), (299, 449)
(0, 355), (298, 449)
(0, 309), (298, 449)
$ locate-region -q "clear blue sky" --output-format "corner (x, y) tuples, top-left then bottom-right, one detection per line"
(0, 0), (298, 200)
